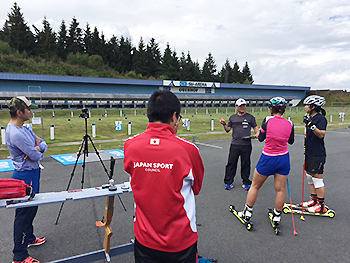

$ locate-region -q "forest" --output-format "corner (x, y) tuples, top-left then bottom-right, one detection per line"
(0, 2), (254, 83)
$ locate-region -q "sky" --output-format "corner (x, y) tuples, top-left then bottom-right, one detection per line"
(1, 0), (350, 91)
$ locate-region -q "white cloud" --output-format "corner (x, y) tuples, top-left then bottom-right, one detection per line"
(1, 0), (350, 90)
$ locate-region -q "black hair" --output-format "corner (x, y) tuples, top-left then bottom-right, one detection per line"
(147, 90), (181, 124)
(270, 105), (286, 115)
(311, 105), (326, 116)
(9, 108), (25, 118)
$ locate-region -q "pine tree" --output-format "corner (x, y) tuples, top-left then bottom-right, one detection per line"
(242, 61), (254, 84)
(32, 17), (57, 59)
(180, 52), (200, 80)
(219, 58), (233, 83)
(83, 23), (92, 55)
(57, 20), (68, 60)
(117, 36), (133, 73)
(201, 52), (217, 81)
(146, 38), (161, 77)
(232, 61), (243, 83)
(161, 43), (180, 79)
(67, 17), (83, 54)
(133, 37), (148, 76)
(1, 3), (34, 54)
(90, 26), (102, 56)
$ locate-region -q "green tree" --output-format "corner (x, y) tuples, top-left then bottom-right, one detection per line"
(146, 38), (161, 77)
(161, 43), (180, 79)
(90, 27), (103, 56)
(219, 58), (233, 83)
(242, 61), (254, 84)
(117, 36), (133, 73)
(232, 61), (243, 83)
(83, 23), (92, 55)
(133, 37), (147, 76)
(105, 35), (119, 70)
(57, 20), (68, 60)
(1, 3), (34, 54)
(201, 52), (217, 81)
(33, 17), (57, 60)
(67, 17), (83, 54)
(180, 52), (200, 80)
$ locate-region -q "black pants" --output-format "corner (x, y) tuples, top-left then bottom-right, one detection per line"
(224, 144), (252, 185)
(134, 238), (197, 263)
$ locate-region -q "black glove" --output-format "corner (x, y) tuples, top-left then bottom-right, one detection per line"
(303, 115), (316, 130)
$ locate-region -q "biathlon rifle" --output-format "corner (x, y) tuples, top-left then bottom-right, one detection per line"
(96, 156), (117, 262)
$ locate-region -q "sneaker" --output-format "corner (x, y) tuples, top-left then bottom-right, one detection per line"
(225, 183), (234, 190)
(12, 256), (40, 263)
(306, 203), (327, 213)
(242, 184), (251, 191)
(300, 198), (317, 208)
(28, 237), (46, 248)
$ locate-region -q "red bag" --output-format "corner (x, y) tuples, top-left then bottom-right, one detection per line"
(0, 178), (33, 199)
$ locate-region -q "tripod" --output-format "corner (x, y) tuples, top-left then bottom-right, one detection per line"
(55, 109), (126, 225)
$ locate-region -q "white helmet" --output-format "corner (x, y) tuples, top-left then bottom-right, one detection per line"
(303, 95), (326, 107)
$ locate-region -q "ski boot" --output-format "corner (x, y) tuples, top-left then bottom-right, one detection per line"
(268, 208), (281, 235)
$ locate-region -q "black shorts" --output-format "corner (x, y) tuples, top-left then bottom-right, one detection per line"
(134, 238), (197, 263)
(305, 155), (326, 175)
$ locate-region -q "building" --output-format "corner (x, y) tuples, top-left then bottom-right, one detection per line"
(0, 73), (310, 109)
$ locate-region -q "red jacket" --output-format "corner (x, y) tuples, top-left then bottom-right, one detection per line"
(124, 122), (204, 252)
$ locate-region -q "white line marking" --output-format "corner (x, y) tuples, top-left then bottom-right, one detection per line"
(195, 142), (223, 149)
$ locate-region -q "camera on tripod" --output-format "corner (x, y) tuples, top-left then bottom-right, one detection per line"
(80, 108), (89, 119)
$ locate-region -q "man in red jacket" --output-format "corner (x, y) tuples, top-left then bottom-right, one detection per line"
(124, 90), (204, 263)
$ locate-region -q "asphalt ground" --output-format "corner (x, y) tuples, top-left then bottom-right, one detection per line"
(1, 129), (350, 263)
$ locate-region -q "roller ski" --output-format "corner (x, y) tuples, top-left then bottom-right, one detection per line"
(229, 204), (253, 231)
(268, 208), (281, 235)
(283, 203), (335, 218)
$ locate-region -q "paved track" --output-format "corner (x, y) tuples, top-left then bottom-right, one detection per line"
(1, 129), (350, 263)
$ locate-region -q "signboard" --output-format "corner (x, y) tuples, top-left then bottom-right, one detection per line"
(32, 117), (41, 124)
(115, 121), (122, 131)
(162, 80), (218, 94)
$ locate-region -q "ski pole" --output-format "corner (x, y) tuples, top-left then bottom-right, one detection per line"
(300, 160), (306, 221)
(286, 178), (298, 236)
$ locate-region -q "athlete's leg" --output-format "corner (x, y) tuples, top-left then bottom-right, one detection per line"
(274, 173), (288, 211)
(246, 169), (268, 207)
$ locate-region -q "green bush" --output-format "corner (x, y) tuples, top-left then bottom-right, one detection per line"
(88, 55), (104, 71)
(0, 41), (12, 54)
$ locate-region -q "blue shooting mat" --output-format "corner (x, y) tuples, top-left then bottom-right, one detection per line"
(105, 149), (124, 158)
(0, 159), (14, 172)
(51, 154), (83, 166)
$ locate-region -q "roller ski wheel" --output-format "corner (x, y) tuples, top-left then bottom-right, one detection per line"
(229, 205), (253, 231)
(268, 208), (280, 235)
(282, 204), (335, 218)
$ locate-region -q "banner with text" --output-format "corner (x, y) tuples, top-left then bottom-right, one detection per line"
(162, 80), (219, 94)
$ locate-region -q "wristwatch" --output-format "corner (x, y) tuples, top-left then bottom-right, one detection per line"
(310, 125), (316, 131)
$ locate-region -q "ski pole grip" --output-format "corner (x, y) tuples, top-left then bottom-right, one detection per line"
(109, 157), (115, 179)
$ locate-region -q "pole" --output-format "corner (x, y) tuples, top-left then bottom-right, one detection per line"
(92, 123), (96, 138)
(286, 178), (298, 236)
(128, 122), (131, 135)
(1, 127), (6, 145)
(300, 160), (306, 221)
(50, 125), (55, 141)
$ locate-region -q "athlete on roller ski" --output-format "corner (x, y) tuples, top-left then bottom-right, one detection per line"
(284, 95), (334, 218)
(235, 97), (294, 235)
